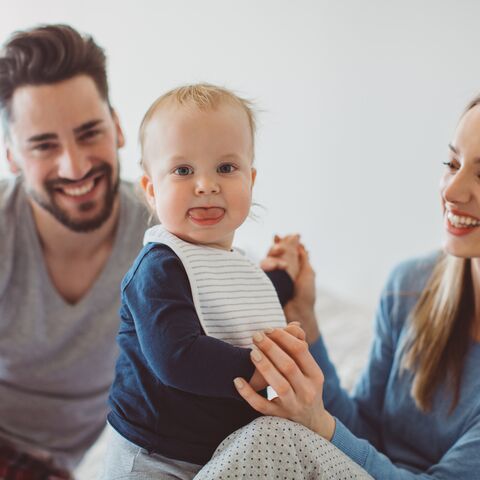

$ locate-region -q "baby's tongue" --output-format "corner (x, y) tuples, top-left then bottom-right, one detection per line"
(189, 207), (224, 219)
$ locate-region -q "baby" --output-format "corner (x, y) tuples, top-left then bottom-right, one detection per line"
(103, 84), (301, 479)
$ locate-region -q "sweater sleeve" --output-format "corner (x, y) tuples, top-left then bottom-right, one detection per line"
(330, 417), (480, 479)
(265, 269), (294, 306)
(309, 260), (480, 478)
(121, 245), (256, 399)
(309, 286), (394, 449)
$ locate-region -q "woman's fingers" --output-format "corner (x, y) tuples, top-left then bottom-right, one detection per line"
(252, 333), (307, 395)
(267, 234), (300, 257)
(254, 331), (326, 430)
(234, 377), (279, 415)
(283, 322), (306, 341)
(278, 233), (300, 244)
(264, 329), (324, 382)
(237, 325), (326, 432)
(269, 244), (286, 256)
(297, 247), (315, 281)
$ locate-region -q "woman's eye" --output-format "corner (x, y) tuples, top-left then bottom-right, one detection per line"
(217, 163), (236, 174)
(443, 160), (458, 171)
(173, 166), (193, 176)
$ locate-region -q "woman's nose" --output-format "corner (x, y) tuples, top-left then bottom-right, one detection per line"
(441, 169), (472, 205)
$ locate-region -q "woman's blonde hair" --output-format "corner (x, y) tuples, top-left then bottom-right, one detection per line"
(401, 96), (480, 412)
(401, 254), (473, 412)
(139, 83), (256, 171)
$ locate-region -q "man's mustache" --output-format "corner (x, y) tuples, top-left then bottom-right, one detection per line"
(44, 164), (110, 189)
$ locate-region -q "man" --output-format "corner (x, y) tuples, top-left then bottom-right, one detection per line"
(0, 24), (149, 478)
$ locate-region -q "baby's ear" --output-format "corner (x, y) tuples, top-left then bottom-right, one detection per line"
(140, 174), (156, 210)
(251, 167), (257, 187)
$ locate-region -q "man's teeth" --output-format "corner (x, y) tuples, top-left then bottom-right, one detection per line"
(62, 180), (95, 197)
(447, 211), (480, 228)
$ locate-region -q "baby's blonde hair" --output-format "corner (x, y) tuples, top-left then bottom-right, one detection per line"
(139, 83), (256, 171)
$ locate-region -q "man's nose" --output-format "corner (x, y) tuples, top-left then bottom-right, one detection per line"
(57, 144), (91, 180)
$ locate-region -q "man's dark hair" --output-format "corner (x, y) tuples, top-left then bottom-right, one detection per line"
(0, 24), (110, 132)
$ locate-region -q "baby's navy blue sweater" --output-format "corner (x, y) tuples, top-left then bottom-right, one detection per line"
(108, 243), (293, 464)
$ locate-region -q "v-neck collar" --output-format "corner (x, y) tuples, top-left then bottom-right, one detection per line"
(24, 186), (127, 309)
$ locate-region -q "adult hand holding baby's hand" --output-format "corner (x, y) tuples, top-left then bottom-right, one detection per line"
(284, 246), (319, 344)
(262, 234), (319, 343)
(260, 234), (301, 280)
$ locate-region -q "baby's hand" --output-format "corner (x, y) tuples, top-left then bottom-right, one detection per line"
(260, 234), (301, 280)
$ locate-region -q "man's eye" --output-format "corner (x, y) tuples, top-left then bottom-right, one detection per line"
(33, 142), (57, 152)
(217, 163), (237, 174)
(173, 166), (194, 176)
(79, 130), (101, 142)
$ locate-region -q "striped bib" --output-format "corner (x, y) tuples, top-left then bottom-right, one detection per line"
(144, 225), (286, 348)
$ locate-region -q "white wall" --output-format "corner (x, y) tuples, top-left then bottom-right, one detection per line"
(2, 0), (479, 309)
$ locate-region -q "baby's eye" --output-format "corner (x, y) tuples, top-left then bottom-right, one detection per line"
(173, 166), (194, 176)
(217, 163), (237, 174)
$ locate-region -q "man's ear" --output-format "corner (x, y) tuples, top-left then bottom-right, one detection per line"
(111, 108), (125, 149)
(6, 147), (20, 174)
(140, 173), (156, 210)
(251, 167), (257, 188)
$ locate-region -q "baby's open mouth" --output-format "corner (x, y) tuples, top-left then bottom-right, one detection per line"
(188, 207), (225, 225)
(188, 207), (225, 220)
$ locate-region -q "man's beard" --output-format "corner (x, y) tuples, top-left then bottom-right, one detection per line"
(28, 163), (120, 233)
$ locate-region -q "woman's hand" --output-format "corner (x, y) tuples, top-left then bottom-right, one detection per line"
(260, 234), (301, 280)
(234, 327), (336, 441)
(284, 246), (320, 343)
(261, 235), (319, 343)
(248, 323), (307, 391)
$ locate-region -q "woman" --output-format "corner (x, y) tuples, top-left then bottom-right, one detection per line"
(195, 96), (480, 479)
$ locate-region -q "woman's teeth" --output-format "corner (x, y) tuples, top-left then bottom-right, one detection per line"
(62, 180), (95, 197)
(447, 211), (480, 228)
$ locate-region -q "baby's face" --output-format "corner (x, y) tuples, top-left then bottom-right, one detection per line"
(141, 102), (256, 250)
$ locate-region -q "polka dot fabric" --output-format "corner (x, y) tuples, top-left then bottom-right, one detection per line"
(195, 417), (373, 480)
